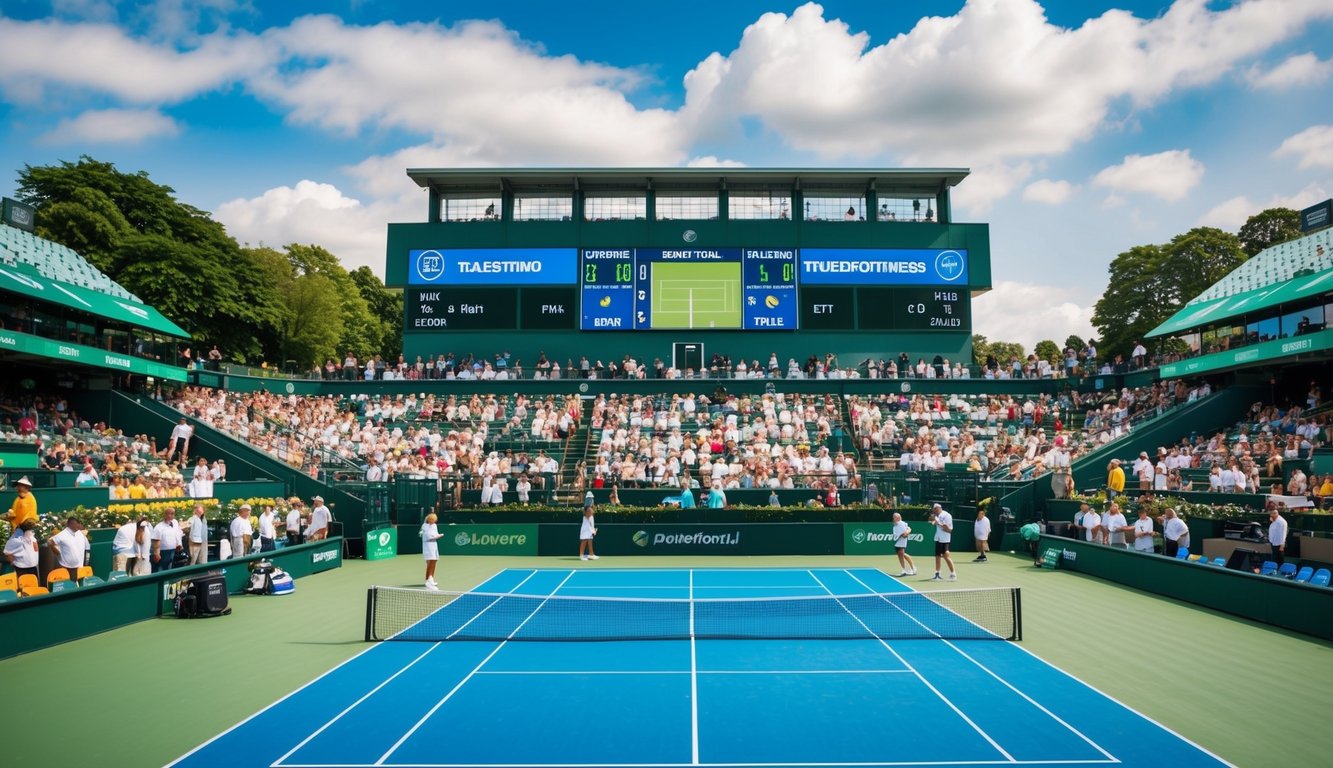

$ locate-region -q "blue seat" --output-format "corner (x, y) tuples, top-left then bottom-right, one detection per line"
(1175, 547), (1190, 560)
(1213, 557), (1226, 566)
(1260, 561), (1278, 576)
(0, 589), (18, 603)
(1278, 563), (1298, 579)
(1312, 569), (1331, 587)
(1295, 566), (1314, 583)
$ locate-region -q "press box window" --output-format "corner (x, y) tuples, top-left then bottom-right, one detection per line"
(514, 195), (573, 222)
(656, 194), (719, 221)
(584, 195), (647, 221)
(804, 196), (866, 222)
(729, 194), (792, 220)
(440, 197), (500, 223)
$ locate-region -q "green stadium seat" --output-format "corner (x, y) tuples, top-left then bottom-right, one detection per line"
(107, 570), (130, 582)
(51, 580), (77, 593)
(0, 589), (19, 603)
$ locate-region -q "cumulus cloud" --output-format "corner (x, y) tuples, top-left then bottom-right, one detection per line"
(0, 16), (271, 104)
(38, 107), (180, 144)
(1273, 125), (1333, 170)
(951, 162), (1033, 215)
(1196, 181), (1332, 230)
(1022, 179), (1075, 205)
(1246, 52), (1332, 89)
(214, 180), (409, 274)
(681, 0), (1333, 164)
(972, 280), (1096, 352)
(1092, 150), (1204, 202)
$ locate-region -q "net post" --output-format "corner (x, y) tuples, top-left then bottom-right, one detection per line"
(365, 587), (377, 642)
(1012, 587), (1022, 642)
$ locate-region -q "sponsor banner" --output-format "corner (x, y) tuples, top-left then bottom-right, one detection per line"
(0, 329), (187, 381)
(365, 527), (398, 561)
(1299, 198), (1331, 232)
(537, 523), (842, 556)
(440, 524), (538, 556)
(408, 248), (578, 286)
(1159, 328), (1333, 378)
(843, 521), (974, 555)
(310, 542), (342, 572)
(799, 248), (968, 285)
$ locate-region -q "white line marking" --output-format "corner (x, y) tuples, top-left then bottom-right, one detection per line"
(690, 567), (700, 766)
(274, 571), (542, 767)
(373, 570), (578, 766)
(472, 670), (915, 676)
(170, 567), (528, 768)
(808, 570), (1015, 763)
(279, 758), (1119, 767)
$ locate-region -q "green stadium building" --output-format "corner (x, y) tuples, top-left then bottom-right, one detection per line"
(386, 168), (990, 371)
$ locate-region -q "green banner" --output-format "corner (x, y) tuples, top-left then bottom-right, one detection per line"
(440, 524), (538, 555)
(0, 329), (187, 381)
(538, 523), (843, 556)
(309, 541), (342, 572)
(843, 523), (928, 555)
(1159, 328), (1333, 378)
(1040, 546), (1062, 569)
(365, 527), (398, 560)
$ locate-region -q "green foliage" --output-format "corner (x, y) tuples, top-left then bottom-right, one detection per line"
(1238, 207), (1300, 256)
(1033, 339), (1060, 363)
(283, 273), (345, 365)
(988, 340), (1025, 364)
(971, 334), (989, 366)
(351, 266), (403, 360)
(284, 244), (380, 364)
(1063, 334), (1085, 353)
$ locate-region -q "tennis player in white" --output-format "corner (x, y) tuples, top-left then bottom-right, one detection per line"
(421, 513), (443, 589)
(579, 496), (599, 561)
(929, 504), (956, 581)
(891, 512), (916, 576)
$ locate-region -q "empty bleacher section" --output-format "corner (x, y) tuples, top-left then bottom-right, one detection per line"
(1192, 228), (1331, 303)
(0, 223), (138, 300)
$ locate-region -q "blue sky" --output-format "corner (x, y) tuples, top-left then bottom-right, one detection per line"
(0, 0), (1330, 349)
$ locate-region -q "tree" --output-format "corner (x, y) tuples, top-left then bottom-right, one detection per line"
(1063, 334), (1085, 353)
(350, 266), (403, 361)
(1238, 207), (1300, 256)
(283, 244), (381, 363)
(971, 334), (989, 366)
(1034, 339), (1060, 363)
(282, 273), (345, 366)
(989, 341), (1025, 364)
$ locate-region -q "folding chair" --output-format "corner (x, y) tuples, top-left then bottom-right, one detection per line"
(1260, 561), (1278, 576)
(45, 568), (71, 588)
(1312, 569), (1331, 588)
(107, 570), (130, 582)
(75, 566), (93, 583)
(1295, 566), (1314, 583)
(51, 580), (77, 593)
(1175, 547), (1190, 560)
(80, 575), (106, 587)
(0, 573), (16, 592)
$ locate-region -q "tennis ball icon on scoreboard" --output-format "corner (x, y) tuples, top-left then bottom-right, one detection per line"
(746, 295), (781, 308)
(599, 295), (612, 308)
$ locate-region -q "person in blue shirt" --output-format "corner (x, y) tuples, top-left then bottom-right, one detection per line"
(679, 486), (696, 509)
(706, 485), (727, 509)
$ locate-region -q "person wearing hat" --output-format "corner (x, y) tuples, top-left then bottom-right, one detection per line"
(3, 518), (40, 579)
(5, 476), (37, 530)
(1132, 452), (1153, 490)
(230, 504), (253, 559)
(1106, 458), (1125, 502)
(48, 517), (90, 577)
(307, 496), (331, 541)
(579, 494), (599, 561)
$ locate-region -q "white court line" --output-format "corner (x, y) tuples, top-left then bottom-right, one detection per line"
(807, 570), (1016, 764)
(690, 568), (700, 766)
(473, 669), (914, 675)
(843, 570), (1118, 764)
(272, 571), (542, 768)
(373, 570), (578, 766)
(169, 567), (523, 768)
(281, 758), (1118, 768)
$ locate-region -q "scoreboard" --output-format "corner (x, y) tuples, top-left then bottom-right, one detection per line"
(405, 247), (970, 332)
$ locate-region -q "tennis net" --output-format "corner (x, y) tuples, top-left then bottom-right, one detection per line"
(364, 586), (1021, 642)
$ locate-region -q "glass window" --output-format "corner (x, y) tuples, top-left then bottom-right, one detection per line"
(513, 195), (573, 221)
(584, 195), (646, 221)
(1246, 316), (1278, 344)
(440, 197), (500, 223)
(655, 194), (718, 221)
(804, 196), (866, 222)
(729, 194), (791, 220)
(876, 196), (936, 222)
(1283, 305), (1324, 337)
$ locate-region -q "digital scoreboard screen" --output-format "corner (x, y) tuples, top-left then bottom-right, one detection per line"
(405, 247), (970, 332)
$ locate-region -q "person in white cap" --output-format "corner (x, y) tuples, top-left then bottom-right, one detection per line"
(229, 504), (253, 559)
(928, 503), (955, 581)
(5, 476), (37, 529)
(307, 495), (331, 541)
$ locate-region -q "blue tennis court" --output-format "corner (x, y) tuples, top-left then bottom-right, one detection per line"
(170, 567), (1231, 768)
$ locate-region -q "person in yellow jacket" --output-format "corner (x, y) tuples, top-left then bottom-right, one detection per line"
(6, 476), (38, 529)
(1107, 458), (1126, 501)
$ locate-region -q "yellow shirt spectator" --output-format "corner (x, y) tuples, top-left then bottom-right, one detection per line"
(1107, 462), (1125, 493)
(128, 481), (148, 499)
(6, 483), (37, 528)
(1319, 478), (1333, 497)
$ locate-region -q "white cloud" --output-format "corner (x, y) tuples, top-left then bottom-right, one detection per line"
(1273, 125), (1333, 170)
(214, 180), (408, 274)
(1246, 52), (1332, 89)
(680, 0), (1333, 165)
(1022, 179), (1075, 205)
(686, 156), (748, 168)
(0, 17), (271, 104)
(1196, 182), (1332, 230)
(1092, 150), (1205, 202)
(972, 280), (1096, 352)
(951, 161), (1033, 215)
(38, 107), (180, 144)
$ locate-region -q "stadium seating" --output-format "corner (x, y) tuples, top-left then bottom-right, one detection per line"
(0, 589), (19, 603)
(1278, 563), (1298, 579)
(45, 568), (71, 588)
(0, 223), (139, 299)
(1295, 566), (1314, 583)
(1176, 548), (1190, 560)
(1192, 229), (1332, 303)
(0, 573), (15, 592)
(1260, 560), (1278, 576)
(1312, 568), (1331, 588)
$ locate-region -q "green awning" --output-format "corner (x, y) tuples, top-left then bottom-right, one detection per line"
(0, 264), (189, 338)
(1147, 266), (1333, 338)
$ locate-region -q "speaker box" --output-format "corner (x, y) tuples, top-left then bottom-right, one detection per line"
(1225, 547), (1261, 571)
(190, 572), (230, 615)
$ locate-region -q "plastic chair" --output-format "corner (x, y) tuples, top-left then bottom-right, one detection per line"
(45, 568), (71, 588)
(1260, 561), (1278, 576)
(0, 589), (18, 603)
(1175, 547), (1190, 560)
(0, 572), (16, 592)
(81, 575), (106, 587)
(51, 579), (76, 593)
(75, 566), (93, 582)
(1278, 563), (1298, 579)
(1312, 569), (1331, 588)
(1213, 557), (1226, 566)
(1295, 566), (1314, 583)
(107, 570), (129, 582)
